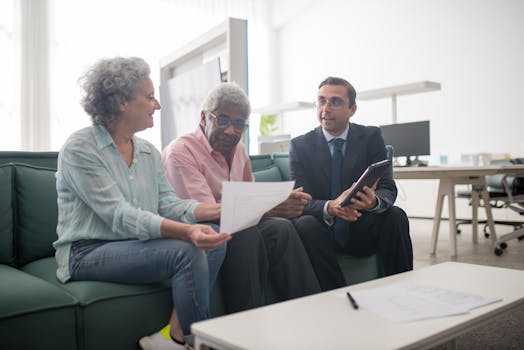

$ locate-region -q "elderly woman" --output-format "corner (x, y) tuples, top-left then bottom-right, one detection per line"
(53, 57), (230, 350)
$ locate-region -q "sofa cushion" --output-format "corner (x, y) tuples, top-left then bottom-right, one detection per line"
(249, 154), (273, 172)
(0, 263), (77, 318)
(252, 165), (283, 182)
(23, 257), (173, 350)
(14, 164), (58, 265)
(0, 265), (78, 350)
(0, 164), (14, 265)
(338, 253), (381, 285)
(272, 153), (290, 180)
(23, 257), (172, 305)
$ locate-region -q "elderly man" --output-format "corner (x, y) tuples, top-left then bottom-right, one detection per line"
(162, 82), (320, 313)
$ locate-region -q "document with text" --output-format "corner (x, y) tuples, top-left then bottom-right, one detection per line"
(220, 181), (295, 234)
(347, 283), (501, 322)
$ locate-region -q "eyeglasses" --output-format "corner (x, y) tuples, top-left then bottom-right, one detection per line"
(208, 112), (248, 132)
(314, 97), (347, 109)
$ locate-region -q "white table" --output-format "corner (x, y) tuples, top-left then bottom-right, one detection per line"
(192, 262), (524, 350)
(394, 165), (524, 256)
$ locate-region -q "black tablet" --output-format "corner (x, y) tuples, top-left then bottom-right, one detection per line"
(339, 159), (391, 207)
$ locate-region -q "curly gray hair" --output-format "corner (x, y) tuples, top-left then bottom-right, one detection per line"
(202, 82), (251, 117)
(79, 57), (151, 125)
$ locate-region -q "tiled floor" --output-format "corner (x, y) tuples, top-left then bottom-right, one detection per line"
(410, 218), (524, 271)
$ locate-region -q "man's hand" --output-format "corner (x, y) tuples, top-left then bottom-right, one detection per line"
(348, 179), (379, 210)
(187, 224), (231, 250)
(265, 187), (312, 218)
(327, 179), (379, 221)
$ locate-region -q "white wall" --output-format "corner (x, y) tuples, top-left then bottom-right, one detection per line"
(271, 0), (524, 163)
(265, 0), (524, 219)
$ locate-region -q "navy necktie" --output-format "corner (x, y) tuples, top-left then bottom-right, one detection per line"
(331, 138), (349, 246)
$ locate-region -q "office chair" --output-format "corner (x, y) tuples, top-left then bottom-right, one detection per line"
(455, 159), (524, 255)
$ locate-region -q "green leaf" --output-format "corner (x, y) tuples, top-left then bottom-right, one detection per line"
(259, 114), (278, 136)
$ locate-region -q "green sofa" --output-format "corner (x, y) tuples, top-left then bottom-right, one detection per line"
(0, 153), (173, 350)
(0, 151), (381, 350)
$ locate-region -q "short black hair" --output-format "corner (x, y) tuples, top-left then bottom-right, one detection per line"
(318, 76), (356, 107)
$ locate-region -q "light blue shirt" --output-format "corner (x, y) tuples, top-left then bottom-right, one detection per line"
(322, 126), (349, 157)
(54, 125), (198, 282)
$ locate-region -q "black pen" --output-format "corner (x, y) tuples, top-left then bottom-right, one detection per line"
(346, 292), (359, 310)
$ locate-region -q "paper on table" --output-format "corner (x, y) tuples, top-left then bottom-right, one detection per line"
(220, 181), (295, 234)
(349, 283), (501, 322)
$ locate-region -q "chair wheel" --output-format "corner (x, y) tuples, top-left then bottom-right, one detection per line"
(494, 247), (504, 256)
(500, 242), (508, 249)
(483, 226), (490, 238)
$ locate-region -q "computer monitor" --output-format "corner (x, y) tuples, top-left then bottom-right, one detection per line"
(380, 120), (430, 167)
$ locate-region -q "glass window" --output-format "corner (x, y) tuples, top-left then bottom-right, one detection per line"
(1, 0), (258, 151)
(49, 0), (255, 150)
(0, 0), (20, 150)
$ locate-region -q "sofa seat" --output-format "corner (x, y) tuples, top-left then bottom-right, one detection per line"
(22, 257), (173, 350)
(0, 265), (78, 350)
(338, 254), (380, 285)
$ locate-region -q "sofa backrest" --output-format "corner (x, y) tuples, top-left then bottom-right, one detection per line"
(0, 151), (58, 168)
(250, 146), (394, 183)
(1, 151), (60, 266)
(0, 162), (59, 267)
(250, 153), (289, 182)
(249, 154), (273, 171)
(0, 164), (15, 265)
(14, 164), (58, 266)
(272, 153), (290, 180)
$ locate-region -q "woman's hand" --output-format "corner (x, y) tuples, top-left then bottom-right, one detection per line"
(186, 224), (231, 250)
(161, 219), (230, 250)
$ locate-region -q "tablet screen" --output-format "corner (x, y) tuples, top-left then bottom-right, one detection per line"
(339, 159), (391, 207)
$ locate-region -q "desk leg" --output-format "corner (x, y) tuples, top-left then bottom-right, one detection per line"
(481, 187), (498, 244)
(445, 179), (458, 257)
(470, 186), (480, 244)
(431, 180), (446, 254)
(431, 178), (458, 256)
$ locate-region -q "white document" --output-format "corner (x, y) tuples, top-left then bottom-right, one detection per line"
(348, 283), (501, 322)
(220, 181), (295, 234)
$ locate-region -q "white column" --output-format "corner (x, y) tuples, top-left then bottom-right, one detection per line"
(20, 0), (50, 151)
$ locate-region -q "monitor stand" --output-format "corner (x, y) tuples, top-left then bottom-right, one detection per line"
(406, 156), (428, 167)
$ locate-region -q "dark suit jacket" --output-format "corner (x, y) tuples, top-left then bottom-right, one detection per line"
(289, 123), (397, 220)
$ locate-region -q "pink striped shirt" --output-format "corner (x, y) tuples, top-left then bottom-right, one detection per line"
(162, 127), (254, 203)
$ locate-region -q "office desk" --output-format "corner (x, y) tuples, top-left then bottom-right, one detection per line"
(192, 262), (524, 350)
(394, 165), (524, 256)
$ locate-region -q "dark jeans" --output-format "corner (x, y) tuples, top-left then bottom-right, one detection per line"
(219, 217), (321, 313)
(294, 206), (413, 291)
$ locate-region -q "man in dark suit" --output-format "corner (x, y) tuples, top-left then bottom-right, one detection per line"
(290, 76), (413, 291)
